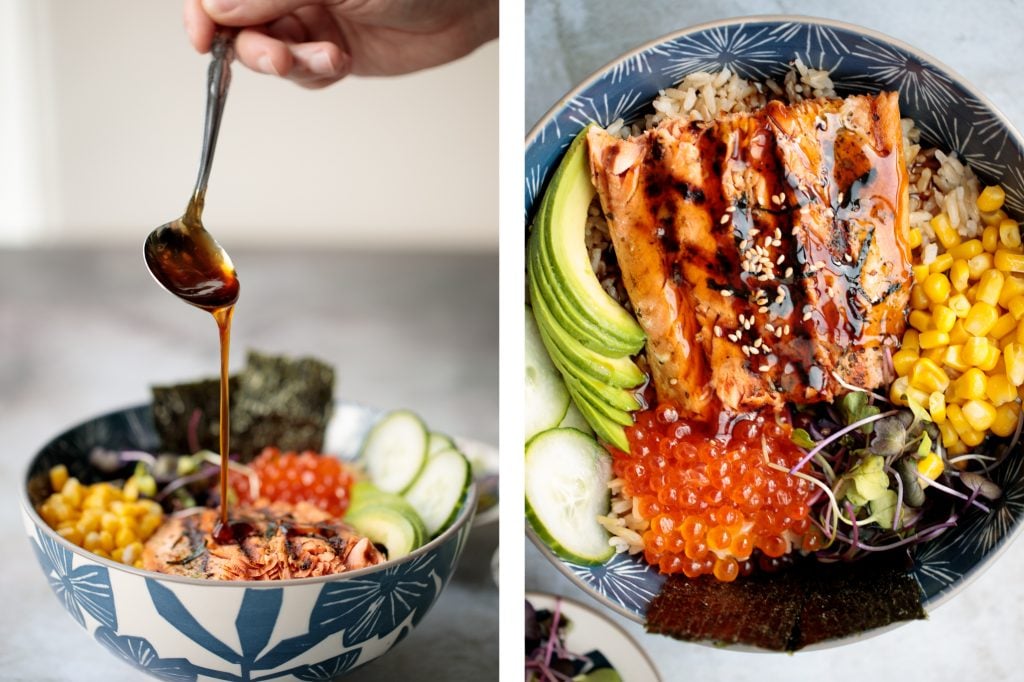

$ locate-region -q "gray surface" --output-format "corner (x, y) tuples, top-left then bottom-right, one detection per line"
(0, 247), (497, 681)
(526, 1), (1024, 680)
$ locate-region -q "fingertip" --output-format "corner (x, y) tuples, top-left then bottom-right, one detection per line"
(183, 0), (215, 52)
(235, 29), (294, 76)
(291, 42), (348, 80)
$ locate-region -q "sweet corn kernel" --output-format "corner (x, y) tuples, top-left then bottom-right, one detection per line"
(956, 368), (988, 401)
(964, 301), (999, 336)
(922, 347), (945, 364)
(1000, 275), (1024, 307)
(111, 548), (124, 563)
(948, 294), (972, 318)
(910, 284), (930, 310)
(931, 304), (957, 333)
(903, 329), (920, 351)
(991, 313), (1017, 340)
(941, 344), (970, 372)
(1005, 342), (1024, 385)
(976, 269), (1005, 306)
(928, 391), (947, 424)
(49, 465), (69, 493)
(908, 227), (923, 248)
(963, 336), (992, 367)
(986, 374), (1017, 406)
(919, 330), (950, 349)
(1001, 219), (1022, 249)
(922, 272), (951, 303)
(892, 348), (919, 376)
(978, 184), (1007, 213)
(61, 478), (84, 509)
(931, 213), (961, 249)
(949, 239), (984, 260)
(979, 344), (1002, 372)
(910, 357), (950, 393)
(983, 225), (1000, 253)
(992, 402), (1022, 438)
(1016, 318), (1024, 344)
(995, 249), (1024, 274)
(56, 526), (83, 546)
(100, 512), (120, 534)
(930, 252), (954, 273)
(909, 310), (931, 332)
(982, 208), (1009, 227)
(962, 399), (998, 432)
(948, 439), (970, 457)
(938, 420), (960, 448)
(122, 478), (139, 502)
(115, 527), (135, 548)
(912, 263), (931, 283)
(916, 451), (945, 483)
(123, 542), (144, 566)
(889, 376), (911, 406)
(905, 385), (930, 407)
(950, 259), (971, 292)
(969, 253), (995, 279)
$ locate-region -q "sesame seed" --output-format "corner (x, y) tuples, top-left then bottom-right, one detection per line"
(775, 327), (784, 338)
(838, 192), (844, 204)
(721, 214), (730, 224)
(744, 319), (754, 329)
(722, 289), (734, 298)
(766, 323), (776, 332)
(714, 325), (723, 337)
(776, 254), (786, 265)
(785, 267), (794, 279)
(754, 338), (763, 348)
(749, 227), (760, 237)
(749, 346), (760, 355)
(759, 364), (770, 372)
(803, 311), (813, 321)
(784, 324), (791, 335)
(726, 205), (736, 213)
(758, 305), (769, 314)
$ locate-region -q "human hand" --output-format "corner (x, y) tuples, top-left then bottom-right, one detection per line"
(184, 0), (498, 88)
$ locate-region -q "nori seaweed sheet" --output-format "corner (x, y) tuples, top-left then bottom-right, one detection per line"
(645, 554), (926, 651)
(151, 351), (334, 460)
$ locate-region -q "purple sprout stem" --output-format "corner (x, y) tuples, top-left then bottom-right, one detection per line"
(119, 450), (157, 467)
(791, 410), (900, 474)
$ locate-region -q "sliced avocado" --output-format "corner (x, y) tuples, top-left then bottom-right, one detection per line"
(530, 276), (645, 388)
(346, 504), (425, 560)
(567, 389), (630, 452)
(530, 125), (645, 355)
(563, 373), (638, 424)
(561, 361), (641, 413)
(348, 480), (421, 520)
(529, 203), (638, 359)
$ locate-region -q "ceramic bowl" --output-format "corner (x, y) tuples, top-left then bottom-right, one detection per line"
(22, 402), (477, 681)
(526, 15), (1024, 639)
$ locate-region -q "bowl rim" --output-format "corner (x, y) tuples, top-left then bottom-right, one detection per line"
(22, 401), (479, 588)
(526, 13), (1024, 154)
(523, 13), (1024, 626)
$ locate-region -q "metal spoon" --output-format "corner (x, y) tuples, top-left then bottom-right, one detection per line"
(144, 29), (240, 310)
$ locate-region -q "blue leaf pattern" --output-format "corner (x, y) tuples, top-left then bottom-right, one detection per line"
(526, 17), (1024, 621)
(235, 589), (284, 660)
(291, 651), (361, 681)
(95, 627), (198, 682)
(31, 531), (117, 630)
(147, 579), (242, 664)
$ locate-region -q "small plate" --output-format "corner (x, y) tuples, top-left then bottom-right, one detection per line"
(525, 591), (662, 681)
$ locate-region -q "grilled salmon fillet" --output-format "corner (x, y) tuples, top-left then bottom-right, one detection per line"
(588, 92), (910, 416)
(143, 501), (384, 580)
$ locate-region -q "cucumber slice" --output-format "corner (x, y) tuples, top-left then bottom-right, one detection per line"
(360, 410), (428, 493)
(427, 432), (456, 455)
(346, 504), (425, 560)
(403, 448), (471, 536)
(525, 428), (614, 565)
(526, 305), (570, 441)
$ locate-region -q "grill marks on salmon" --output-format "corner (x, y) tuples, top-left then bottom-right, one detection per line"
(588, 92), (911, 416)
(142, 502), (384, 580)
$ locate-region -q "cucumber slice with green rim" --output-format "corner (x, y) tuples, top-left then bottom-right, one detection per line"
(525, 305), (570, 441)
(360, 410), (428, 493)
(427, 432), (456, 455)
(525, 428), (615, 565)
(345, 504), (425, 560)
(403, 447), (471, 536)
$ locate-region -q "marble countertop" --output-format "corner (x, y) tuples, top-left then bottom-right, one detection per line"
(0, 247), (497, 681)
(526, 1), (1024, 680)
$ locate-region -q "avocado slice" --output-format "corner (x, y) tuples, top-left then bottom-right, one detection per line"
(530, 275), (645, 388)
(566, 389), (631, 452)
(564, 375), (634, 427)
(530, 125), (645, 355)
(563, 368), (641, 416)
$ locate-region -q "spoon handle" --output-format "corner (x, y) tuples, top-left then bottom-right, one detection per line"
(190, 29), (236, 216)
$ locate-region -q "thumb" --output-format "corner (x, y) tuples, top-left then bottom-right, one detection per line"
(200, 0), (327, 25)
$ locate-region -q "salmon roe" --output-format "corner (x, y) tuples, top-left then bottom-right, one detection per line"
(231, 447), (354, 517)
(615, 405), (816, 582)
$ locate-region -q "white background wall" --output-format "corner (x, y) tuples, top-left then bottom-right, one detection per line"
(0, 0), (497, 250)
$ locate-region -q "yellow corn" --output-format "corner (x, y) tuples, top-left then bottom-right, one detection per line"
(923, 347), (945, 364)
(947, 403), (985, 446)
(992, 402), (1022, 438)
(948, 294), (972, 318)
(922, 272), (952, 303)
(1006, 342), (1024, 385)
(1000, 219), (1022, 249)
(976, 269), (1005, 306)
(948, 440), (970, 457)
(969, 253), (995, 279)
(931, 304), (957, 333)
(890, 376), (911, 406)
(979, 343), (1002, 371)
(903, 329), (921, 351)
(938, 419), (960, 448)
(983, 225), (1000, 253)
(49, 465), (69, 492)
(985, 374), (1017, 406)
(963, 336), (991, 367)
(982, 208), (1009, 227)
(999, 275), (1024, 307)
(950, 259), (971, 291)
(910, 357), (950, 393)
(962, 399), (998, 432)
(892, 348), (919, 376)
(949, 239), (984, 260)
(978, 184), (1007, 212)
(991, 313), (1017, 340)
(931, 213), (961, 249)
(955, 368), (988, 401)
(996, 249), (1024, 274)
(908, 227), (923, 248)
(928, 391), (947, 424)
(930, 252), (954, 273)
(964, 301), (999, 336)
(941, 345), (969, 372)
(919, 330), (950, 349)
(912, 263), (931, 283)
(909, 310), (931, 332)
(916, 451), (945, 483)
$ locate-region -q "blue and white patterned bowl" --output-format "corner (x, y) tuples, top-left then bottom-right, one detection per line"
(22, 403), (477, 680)
(526, 16), (1024, 640)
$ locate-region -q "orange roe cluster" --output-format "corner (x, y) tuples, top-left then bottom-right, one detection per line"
(615, 406), (820, 582)
(231, 447), (354, 517)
